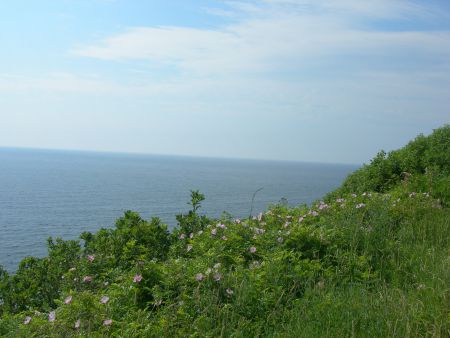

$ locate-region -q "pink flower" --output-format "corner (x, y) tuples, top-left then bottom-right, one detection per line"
(64, 295), (73, 304)
(87, 255), (95, 262)
(235, 218), (241, 224)
(189, 233), (194, 239)
(133, 274), (143, 283)
(255, 228), (265, 235)
(211, 228), (217, 236)
(311, 211), (319, 217)
(100, 296), (109, 304)
(226, 288), (234, 296)
(336, 198), (345, 203)
(48, 311), (56, 322)
(283, 222), (290, 228)
(221, 236), (227, 241)
(24, 316), (32, 325)
(179, 233), (186, 240)
(103, 319), (113, 326)
(83, 276), (93, 283)
(249, 246), (257, 253)
(217, 223), (227, 229)
(250, 261), (261, 269)
(356, 203), (366, 209)
(196, 273), (204, 281)
(213, 273), (222, 281)
(74, 319), (81, 329)
(318, 202), (329, 210)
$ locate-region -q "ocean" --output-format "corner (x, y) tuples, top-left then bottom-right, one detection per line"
(0, 148), (357, 272)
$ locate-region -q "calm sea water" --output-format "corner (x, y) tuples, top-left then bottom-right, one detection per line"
(0, 148), (357, 272)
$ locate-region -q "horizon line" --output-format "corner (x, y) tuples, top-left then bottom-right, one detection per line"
(0, 145), (362, 167)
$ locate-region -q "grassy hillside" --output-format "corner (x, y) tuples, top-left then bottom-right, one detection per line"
(0, 126), (449, 337)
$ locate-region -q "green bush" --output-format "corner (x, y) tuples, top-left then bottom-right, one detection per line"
(1, 126), (449, 337)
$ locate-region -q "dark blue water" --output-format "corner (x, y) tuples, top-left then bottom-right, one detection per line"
(0, 148), (357, 272)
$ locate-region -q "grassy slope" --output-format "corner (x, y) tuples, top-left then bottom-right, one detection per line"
(0, 126), (449, 337)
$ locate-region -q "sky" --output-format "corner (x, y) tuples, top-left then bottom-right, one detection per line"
(0, 0), (449, 164)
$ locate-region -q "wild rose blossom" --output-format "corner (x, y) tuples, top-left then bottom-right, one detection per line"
(83, 276), (93, 283)
(257, 212), (263, 221)
(133, 274), (143, 283)
(64, 295), (72, 305)
(213, 273), (222, 281)
(87, 255), (95, 262)
(103, 319), (113, 326)
(189, 233), (194, 239)
(249, 246), (257, 253)
(221, 236), (227, 241)
(24, 316), (32, 325)
(250, 261), (261, 269)
(318, 201), (329, 210)
(235, 218), (241, 224)
(216, 223), (227, 229)
(100, 296), (109, 304)
(195, 273), (204, 281)
(298, 216), (305, 223)
(226, 288), (234, 296)
(255, 228), (265, 235)
(74, 319), (81, 329)
(179, 233), (186, 240)
(48, 311), (56, 322)
(356, 203), (366, 209)
(211, 228), (217, 236)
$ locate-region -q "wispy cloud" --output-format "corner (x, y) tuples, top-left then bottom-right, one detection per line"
(72, 0), (450, 79)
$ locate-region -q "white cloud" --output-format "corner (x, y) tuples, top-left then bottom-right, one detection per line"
(71, 0), (450, 80)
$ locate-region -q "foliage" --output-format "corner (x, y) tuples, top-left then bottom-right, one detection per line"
(0, 126), (449, 337)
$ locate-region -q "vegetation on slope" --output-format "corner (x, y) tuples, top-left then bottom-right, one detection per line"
(0, 126), (449, 337)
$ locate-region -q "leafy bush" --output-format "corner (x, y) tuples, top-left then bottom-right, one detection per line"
(0, 126), (449, 337)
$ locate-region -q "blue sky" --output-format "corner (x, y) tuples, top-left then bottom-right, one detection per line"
(0, 0), (449, 164)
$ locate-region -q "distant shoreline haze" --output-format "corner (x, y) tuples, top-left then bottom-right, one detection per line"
(0, 148), (357, 272)
(0, 146), (362, 167)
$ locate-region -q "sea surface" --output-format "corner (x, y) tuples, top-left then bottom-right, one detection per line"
(0, 148), (357, 272)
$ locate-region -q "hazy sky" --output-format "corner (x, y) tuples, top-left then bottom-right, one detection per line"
(1, 0), (449, 164)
